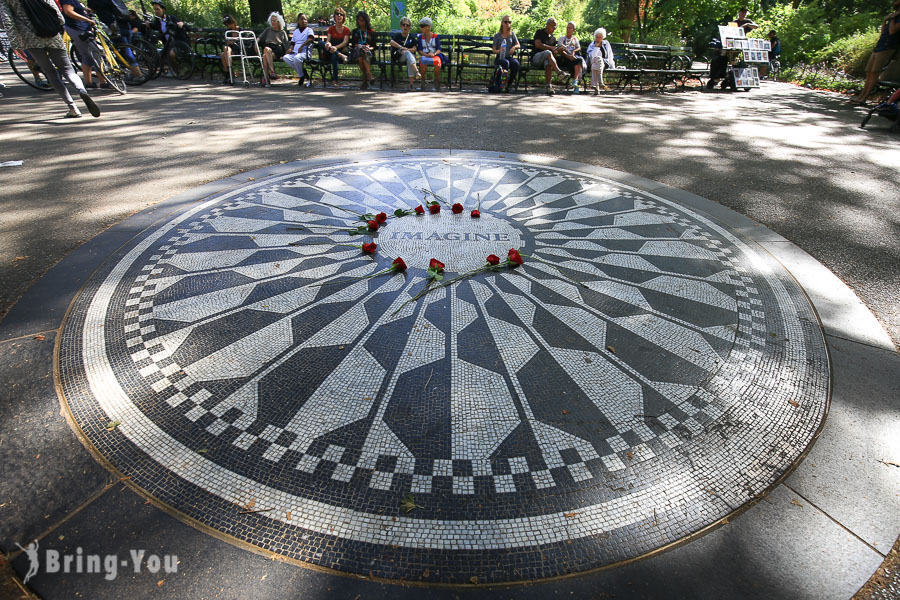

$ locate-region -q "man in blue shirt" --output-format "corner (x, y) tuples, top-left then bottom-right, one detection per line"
(852, 0), (900, 104)
(60, 0), (108, 88)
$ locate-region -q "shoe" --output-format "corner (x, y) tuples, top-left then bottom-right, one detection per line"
(592, 86), (599, 95)
(100, 82), (112, 90)
(303, 79), (311, 88)
(360, 80), (369, 90)
(65, 105), (82, 118)
(222, 76), (232, 85)
(87, 81), (99, 89)
(434, 83), (440, 92)
(572, 83), (579, 94)
(79, 91), (101, 118)
(546, 84), (554, 96)
(297, 76), (305, 87)
(270, 72), (278, 80)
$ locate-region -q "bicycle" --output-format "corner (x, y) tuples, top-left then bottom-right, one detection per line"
(66, 17), (153, 92)
(6, 48), (54, 91)
(133, 15), (196, 80)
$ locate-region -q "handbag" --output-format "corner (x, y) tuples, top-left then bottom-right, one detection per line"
(20, 0), (64, 38)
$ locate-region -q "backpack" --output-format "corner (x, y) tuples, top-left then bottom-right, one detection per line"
(488, 65), (506, 93)
(111, 0), (130, 19)
(20, 0), (64, 38)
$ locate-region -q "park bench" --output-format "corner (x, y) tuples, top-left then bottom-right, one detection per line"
(454, 35), (499, 91)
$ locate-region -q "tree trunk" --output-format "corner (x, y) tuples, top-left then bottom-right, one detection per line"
(618, 0), (636, 42)
(248, 0), (283, 26)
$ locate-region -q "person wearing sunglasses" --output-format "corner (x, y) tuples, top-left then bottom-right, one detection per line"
(416, 17), (446, 91)
(491, 15), (519, 92)
(316, 6), (350, 87)
(390, 16), (419, 89)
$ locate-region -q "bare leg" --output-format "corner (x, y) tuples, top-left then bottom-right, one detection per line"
(853, 71), (880, 103)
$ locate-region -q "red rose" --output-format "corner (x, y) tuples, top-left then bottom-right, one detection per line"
(428, 204), (441, 214)
(414, 205), (425, 215)
(429, 258), (445, 271)
(375, 212), (388, 224)
(451, 203), (463, 214)
(367, 220), (379, 231)
(471, 209), (481, 218)
(486, 254), (500, 265)
(361, 242), (377, 254)
(392, 257), (407, 271)
(507, 248), (523, 267)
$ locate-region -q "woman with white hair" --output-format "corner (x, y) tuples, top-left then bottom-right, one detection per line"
(586, 27), (615, 94)
(257, 12), (290, 83)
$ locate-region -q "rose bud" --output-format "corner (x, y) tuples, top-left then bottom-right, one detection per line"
(391, 257), (407, 271)
(429, 258), (445, 271)
(361, 242), (377, 254)
(428, 203), (441, 214)
(367, 220), (379, 231)
(507, 248), (523, 267)
(471, 209), (481, 218)
(486, 254), (500, 265)
(414, 205), (425, 215)
(375, 212), (388, 224)
(451, 203), (463, 214)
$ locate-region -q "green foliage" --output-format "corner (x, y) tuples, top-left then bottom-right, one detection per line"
(811, 27), (879, 77)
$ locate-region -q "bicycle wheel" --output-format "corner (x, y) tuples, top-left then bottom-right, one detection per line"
(69, 44), (82, 70)
(6, 48), (53, 91)
(89, 43), (127, 95)
(132, 37), (160, 78)
(115, 44), (152, 85)
(169, 41), (195, 80)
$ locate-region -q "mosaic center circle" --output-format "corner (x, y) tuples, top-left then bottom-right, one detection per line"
(378, 213), (525, 271)
(58, 155), (829, 585)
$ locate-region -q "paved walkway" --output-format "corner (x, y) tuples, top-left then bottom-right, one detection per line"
(0, 75), (898, 598)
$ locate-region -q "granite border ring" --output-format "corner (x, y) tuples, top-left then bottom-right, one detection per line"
(54, 151), (830, 585)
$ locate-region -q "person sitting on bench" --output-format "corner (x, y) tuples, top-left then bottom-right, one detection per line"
(587, 27), (614, 94)
(531, 17), (565, 95)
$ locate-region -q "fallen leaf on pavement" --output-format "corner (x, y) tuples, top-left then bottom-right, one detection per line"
(606, 345), (616, 354)
(788, 399), (799, 407)
(470, 576), (479, 584)
(157, 580), (164, 588)
(400, 493), (423, 513)
(790, 499), (803, 507)
(33, 334), (45, 341)
(105, 420), (121, 431)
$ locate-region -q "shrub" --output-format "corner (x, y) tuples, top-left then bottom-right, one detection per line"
(812, 27), (880, 77)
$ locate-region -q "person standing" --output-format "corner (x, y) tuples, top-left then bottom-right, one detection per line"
(491, 15), (519, 93)
(60, 0), (107, 88)
(87, 0), (141, 78)
(0, 0), (100, 117)
(852, 0), (900, 105)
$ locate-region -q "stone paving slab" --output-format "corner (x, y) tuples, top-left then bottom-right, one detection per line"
(786, 336), (900, 551)
(0, 333), (112, 553)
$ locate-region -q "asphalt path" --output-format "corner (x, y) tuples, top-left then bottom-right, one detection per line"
(1, 75), (898, 351)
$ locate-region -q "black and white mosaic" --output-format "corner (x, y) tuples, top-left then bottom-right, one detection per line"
(58, 156), (829, 584)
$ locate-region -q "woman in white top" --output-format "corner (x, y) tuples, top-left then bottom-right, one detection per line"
(283, 12), (316, 87)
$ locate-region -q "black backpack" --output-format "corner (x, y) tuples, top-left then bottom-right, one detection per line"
(488, 65), (506, 93)
(21, 0), (64, 38)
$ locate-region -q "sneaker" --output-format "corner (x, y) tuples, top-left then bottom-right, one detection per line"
(222, 76), (232, 85)
(100, 82), (112, 90)
(592, 86), (599, 96)
(303, 79), (311, 88)
(87, 81), (99, 89)
(546, 84), (554, 96)
(572, 83), (579, 94)
(297, 76), (305, 87)
(79, 91), (101, 118)
(65, 105), (82, 118)
(270, 72), (278, 80)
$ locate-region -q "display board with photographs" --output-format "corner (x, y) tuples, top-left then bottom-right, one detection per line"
(732, 67), (760, 88)
(719, 25), (746, 42)
(742, 50), (770, 63)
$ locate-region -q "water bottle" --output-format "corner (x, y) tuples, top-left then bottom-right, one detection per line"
(501, 37), (507, 60)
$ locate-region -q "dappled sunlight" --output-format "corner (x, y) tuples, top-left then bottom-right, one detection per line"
(0, 74), (898, 341)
